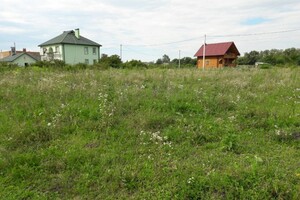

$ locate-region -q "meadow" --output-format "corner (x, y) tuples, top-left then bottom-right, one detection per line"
(0, 66), (299, 199)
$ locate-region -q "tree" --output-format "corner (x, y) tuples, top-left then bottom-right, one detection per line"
(99, 54), (122, 68)
(123, 60), (147, 69)
(156, 58), (163, 65)
(246, 51), (260, 65)
(162, 54), (170, 63)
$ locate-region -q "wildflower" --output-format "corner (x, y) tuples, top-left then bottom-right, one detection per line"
(187, 177), (195, 184)
(47, 123), (52, 127)
(228, 116), (235, 121)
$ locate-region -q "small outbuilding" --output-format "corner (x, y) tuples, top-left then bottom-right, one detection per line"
(194, 42), (240, 68)
(0, 51), (40, 67)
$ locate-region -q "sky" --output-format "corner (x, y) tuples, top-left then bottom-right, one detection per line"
(0, 0), (300, 62)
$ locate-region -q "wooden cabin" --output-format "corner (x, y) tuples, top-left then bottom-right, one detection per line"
(194, 42), (240, 68)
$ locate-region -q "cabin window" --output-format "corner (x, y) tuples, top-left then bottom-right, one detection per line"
(84, 47), (89, 55)
(206, 60), (209, 65)
(219, 59), (223, 64)
(93, 47), (97, 55)
(85, 59), (89, 64)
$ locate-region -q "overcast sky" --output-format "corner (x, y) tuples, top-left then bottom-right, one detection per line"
(0, 0), (300, 61)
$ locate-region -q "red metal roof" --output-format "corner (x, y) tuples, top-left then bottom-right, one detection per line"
(194, 42), (240, 57)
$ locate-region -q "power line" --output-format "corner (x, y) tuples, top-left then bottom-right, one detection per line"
(123, 28), (300, 47)
(101, 28), (300, 60)
(125, 37), (203, 47)
(208, 28), (300, 38)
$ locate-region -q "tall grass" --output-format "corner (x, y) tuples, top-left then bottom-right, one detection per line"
(0, 67), (299, 199)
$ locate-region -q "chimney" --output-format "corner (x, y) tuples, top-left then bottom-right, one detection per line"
(23, 48), (26, 52)
(75, 28), (80, 39)
(11, 47), (16, 56)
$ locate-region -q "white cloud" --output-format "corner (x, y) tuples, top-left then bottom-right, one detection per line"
(0, 0), (300, 60)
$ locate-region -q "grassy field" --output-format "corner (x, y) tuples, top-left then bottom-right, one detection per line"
(0, 67), (299, 199)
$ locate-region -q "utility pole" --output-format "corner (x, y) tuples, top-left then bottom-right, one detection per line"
(179, 50), (181, 68)
(120, 44), (122, 61)
(202, 34), (206, 71)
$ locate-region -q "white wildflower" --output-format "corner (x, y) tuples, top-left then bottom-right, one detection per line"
(187, 177), (195, 184)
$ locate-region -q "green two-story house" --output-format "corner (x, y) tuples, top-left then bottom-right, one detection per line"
(39, 29), (102, 65)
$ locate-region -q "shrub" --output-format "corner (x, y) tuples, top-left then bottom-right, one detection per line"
(0, 62), (18, 70)
(99, 54), (122, 68)
(34, 60), (66, 68)
(123, 60), (147, 69)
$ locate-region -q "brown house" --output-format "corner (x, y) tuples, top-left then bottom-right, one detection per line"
(194, 42), (240, 68)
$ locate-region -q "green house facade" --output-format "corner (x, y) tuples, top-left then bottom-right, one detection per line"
(39, 29), (102, 65)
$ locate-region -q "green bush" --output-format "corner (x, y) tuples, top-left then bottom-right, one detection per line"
(34, 60), (66, 68)
(0, 62), (18, 71)
(99, 54), (122, 68)
(123, 60), (147, 69)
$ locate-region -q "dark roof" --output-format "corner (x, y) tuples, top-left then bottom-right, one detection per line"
(0, 52), (39, 62)
(15, 51), (41, 61)
(39, 30), (101, 47)
(194, 42), (240, 57)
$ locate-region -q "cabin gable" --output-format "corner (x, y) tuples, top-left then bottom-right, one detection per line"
(194, 42), (240, 68)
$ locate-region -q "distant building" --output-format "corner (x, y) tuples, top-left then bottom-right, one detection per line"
(39, 29), (102, 65)
(0, 48), (40, 60)
(0, 48), (40, 67)
(194, 42), (240, 68)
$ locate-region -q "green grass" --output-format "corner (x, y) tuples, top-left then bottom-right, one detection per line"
(0, 67), (299, 199)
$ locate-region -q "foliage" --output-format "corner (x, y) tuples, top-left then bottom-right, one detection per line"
(156, 54), (171, 65)
(123, 60), (147, 69)
(0, 67), (299, 199)
(238, 48), (300, 66)
(34, 60), (66, 68)
(99, 54), (122, 68)
(171, 57), (197, 68)
(0, 61), (18, 71)
(162, 54), (171, 63)
(156, 58), (163, 65)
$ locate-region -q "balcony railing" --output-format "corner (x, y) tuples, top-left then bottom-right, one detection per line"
(41, 53), (63, 61)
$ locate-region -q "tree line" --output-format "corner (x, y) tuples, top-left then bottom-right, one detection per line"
(98, 54), (197, 69)
(237, 48), (300, 66)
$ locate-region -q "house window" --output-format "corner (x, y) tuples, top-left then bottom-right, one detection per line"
(43, 48), (47, 55)
(55, 46), (59, 53)
(84, 47), (89, 55)
(93, 47), (97, 55)
(206, 60), (209, 65)
(85, 59), (89, 64)
(93, 59), (97, 64)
